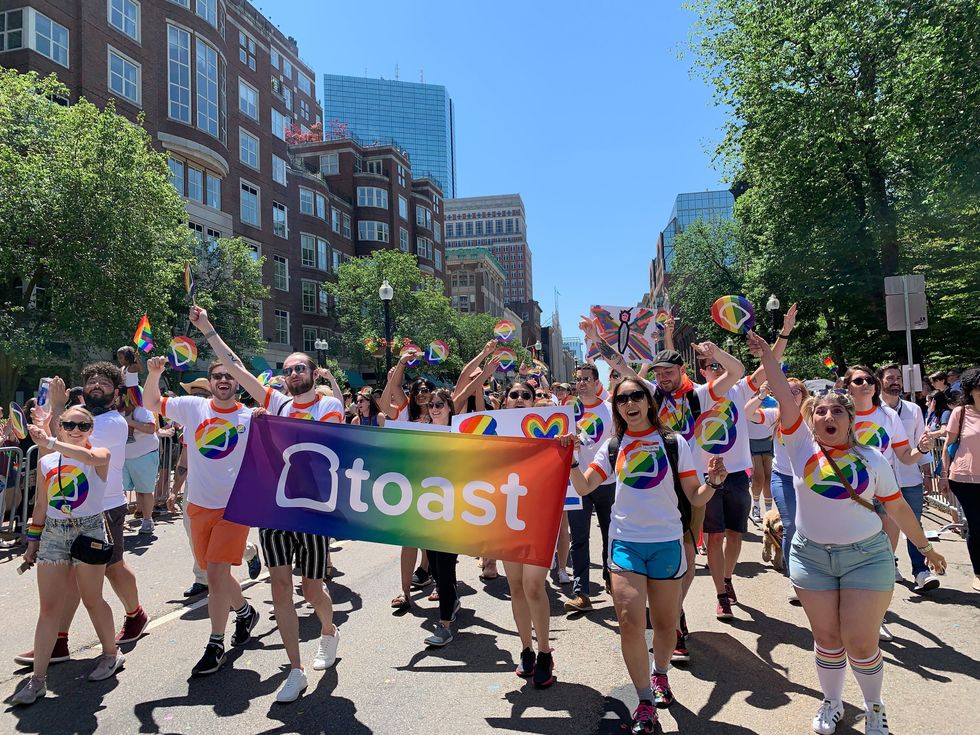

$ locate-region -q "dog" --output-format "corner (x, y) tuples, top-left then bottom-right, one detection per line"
(761, 508), (784, 572)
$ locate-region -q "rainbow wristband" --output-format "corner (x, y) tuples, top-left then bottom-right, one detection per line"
(26, 524), (43, 542)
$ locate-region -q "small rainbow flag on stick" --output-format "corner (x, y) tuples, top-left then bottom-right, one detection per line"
(183, 261), (197, 305)
(823, 357), (838, 373)
(133, 314), (154, 353)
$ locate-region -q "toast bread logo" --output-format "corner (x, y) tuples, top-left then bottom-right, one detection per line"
(803, 450), (870, 499)
(616, 438), (669, 489)
(195, 417), (240, 459)
(521, 413), (569, 439)
(458, 415), (498, 435)
(854, 421), (890, 452)
(711, 296), (756, 334)
(563, 396), (584, 422)
(578, 413), (605, 442)
(694, 399), (738, 454)
(289, 410), (316, 421)
(660, 399), (694, 440)
(276, 443), (341, 512)
(45, 465), (89, 513)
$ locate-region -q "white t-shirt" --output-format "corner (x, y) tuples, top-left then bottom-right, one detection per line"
(853, 405), (909, 480)
(263, 388), (344, 423)
(655, 380), (715, 480)
(588, 428), (698, 543)
(91, 411), (128, 511)
(691, 377), (754, 474)
(124, 407), (159, 459)
(575, 397), (615, 476)
(747, 398), (776, 441)
(782, 415), (900, 544)
(160, 397), (252, 509)
(884, 398), (930, 487)
(39, 450), (108, 520)
(753, 408), (790, 475)
(123, 369), (140, 388)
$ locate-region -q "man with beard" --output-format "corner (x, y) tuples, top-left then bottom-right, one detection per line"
(14, 364), (149, 668)
(144, 352), (259, 677)
(192, 306), (343, 703)
(876, 364), (941, 593)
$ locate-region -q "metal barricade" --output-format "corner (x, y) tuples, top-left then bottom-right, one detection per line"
(19, 445), (39, 538)
(0, 446), (24, 541)
(923, 441), (967, 539)
(154, 432), (176, 508)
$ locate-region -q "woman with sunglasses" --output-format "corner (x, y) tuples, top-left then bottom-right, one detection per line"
(562, 379), (721, 733)
(14, 407), (124, 705)
(351, 390), (386, 427)
(747, 331), (945, 735)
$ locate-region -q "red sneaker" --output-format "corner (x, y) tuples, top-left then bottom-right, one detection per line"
(116, 607), (150, 644)
(724, 579), (738, 603)
(14, 635), (70, 665)
(715, 595), (734, 620)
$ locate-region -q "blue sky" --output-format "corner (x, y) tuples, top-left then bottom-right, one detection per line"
(266, 1), (728, 353)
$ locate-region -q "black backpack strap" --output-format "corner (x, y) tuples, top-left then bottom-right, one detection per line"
(605, 435), (621, 484)
(275, 397), (293, 416)
(664, 433), (693, 538)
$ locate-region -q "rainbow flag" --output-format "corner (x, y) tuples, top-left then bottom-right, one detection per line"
(183, 261), (196, 303)
(133, 314), (153, 353)
(223, 415), (572, 567)
(823, 357), (837, 371)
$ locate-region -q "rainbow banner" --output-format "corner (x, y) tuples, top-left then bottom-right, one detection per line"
(223, 416), (573, 567)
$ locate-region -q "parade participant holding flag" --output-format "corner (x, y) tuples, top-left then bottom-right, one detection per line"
(188, 306), (343, 703)
(747, 330), (944, 735)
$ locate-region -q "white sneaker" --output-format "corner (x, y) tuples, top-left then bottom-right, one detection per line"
(275, 667), (308, 703)
(557, 568), (572, 584)
(913, 570), (940, 593)
(750, 505), (762, 525)
(878, 623), (894, 642)
(313, 627), (339, 671)
(812, 699), (844, 734)
(863, 701), (889, 735)
(139, 518), (154, 534)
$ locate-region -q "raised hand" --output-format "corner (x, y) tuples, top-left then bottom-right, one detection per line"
(706, 456), (728, 486)
(189, 305), (212, 331)
(48, 376), (67, 410)
(146, 356), (168, 375)
(782, 303), (798, 335)
(745, 331), (771, 357)
(692, 341), (719, 361)
(27, 424), (51, 446)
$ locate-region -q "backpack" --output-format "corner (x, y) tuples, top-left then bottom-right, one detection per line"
(607, 432), (693, 534)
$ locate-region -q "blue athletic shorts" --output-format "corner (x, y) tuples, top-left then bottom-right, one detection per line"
(609, 538), (687, 580)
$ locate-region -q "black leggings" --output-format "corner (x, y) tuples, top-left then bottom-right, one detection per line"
(949, 480), (980, 574)
(427, 550), (458, 621)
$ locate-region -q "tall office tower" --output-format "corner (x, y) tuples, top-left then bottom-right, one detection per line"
(322, 74), (456, 198)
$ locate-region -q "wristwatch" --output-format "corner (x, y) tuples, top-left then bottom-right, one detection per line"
(706, 479), (723, 490)
(916, 542), (934, 554)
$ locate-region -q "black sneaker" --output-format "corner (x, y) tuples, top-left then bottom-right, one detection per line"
(191, 642), (226, 676)
(410, 566), (432, 589)
(515, 647), (536, 678)
(532, 650), (556, 688)
(231, 606), (259, 647)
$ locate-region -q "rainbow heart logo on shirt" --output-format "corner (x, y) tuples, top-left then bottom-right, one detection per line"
(578, 412), (605, 442)
(616, 439), (669, 489)
(710, 295), (756, 335)
(195, 417), (240, 459)
(457, 415), (498, 436)
(854, 421), (890, 451)
(803, 449), (869, 499)
(521, 414), (569, 439)
(694, 399), (739, 454)
(45, 464), (89, 514)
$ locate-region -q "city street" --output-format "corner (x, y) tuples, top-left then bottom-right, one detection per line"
(0, 505), (976, 734)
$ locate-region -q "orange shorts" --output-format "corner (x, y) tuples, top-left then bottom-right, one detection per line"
(187, 503), (249, 569)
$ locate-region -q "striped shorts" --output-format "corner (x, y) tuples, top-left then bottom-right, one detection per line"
(259, 528), (330, 580)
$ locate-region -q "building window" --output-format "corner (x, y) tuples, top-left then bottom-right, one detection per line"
(475, 221), (484, 236)
(240, 181), (259, 226)
(272, 202), (288, 238)
(320, 153), (339, 175)
(238, 79), (258, 120)
(298, 72), (312, 95)
(108, 48), (140, 104)
(270, 47), (280, 70)
(432, 194), (441, 214)
(272, 109), (288, 140)
(0, 9), (24, 51)
(396, 164), (406, 187)
(398, 195), (408, 220)
(303, 326), (319, 353)
(299, 188), (314, 215)
(239, 129), (259, 169)
(109, 0), (139, 41)
(342, 214), (351, 239)
(302, 280), (317, 313)
(357, 187), (388, 209)
(495, 219), (503, 234)
(282, 58), (293, 80)
(399, 228), (409, 252)
(187, 165), (203, 202)
(299, 99), (310, 120)
(238, 30), (255, 70)
(195, 39), (219, 138)
(434, 221), (442, 244)
(465, 222), (474, 236)
(195, 0), (216, 27)
(206, 173), (220, 208)
(283, 85), (292, 112)
(416, 237), (432, 259)
(315, 194), (326, 220)
(435, 249), (442, 271)
(274, 309), (289, 344)
(300, 234), (316, 268)
(316, 237), (328, 271)
(273, 255), (289, 291)
(331, 250), (341, 274)
(357, 221), (389, 243)
(167, 157), (184, 195)
(416, 206), (432, 229)
(506, 219), (515, 234)
(167, 25), (191, 123)
(365, 159), (383, 175)
(272, 154), (287, 185)
(34, 11), (69, 67)
(331, 208), (341, 234)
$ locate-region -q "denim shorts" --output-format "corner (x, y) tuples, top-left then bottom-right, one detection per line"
(609, 538), (687, 580)
(37, 514), (106, 566)
(789, 530), (895, 592)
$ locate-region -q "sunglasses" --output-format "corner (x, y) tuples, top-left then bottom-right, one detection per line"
(849, 377), (874, 386)
(430, 401), (448, 410)
(614, 389), (648, 405)
(282, 364), (309, 376)
(815, 388), (850, 398)
(414, 386), (431, 394)
(575, 376), (593, 383)
(210, 372), (235, 382)
(535, 392), (547, 399)
(703, 362), (722, 371)
(355, 397), (369, 403)
(509, 391), (533, 400)
(61, 420), (93, 432)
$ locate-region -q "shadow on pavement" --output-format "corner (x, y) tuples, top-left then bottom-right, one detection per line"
(396, 630), (515, 674)
(257, 668), (371, 735)
(5, 659), (121, 734)
(483, 683), (622, 734)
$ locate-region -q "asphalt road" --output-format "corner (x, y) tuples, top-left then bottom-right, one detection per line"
(0, 506), (976, 735)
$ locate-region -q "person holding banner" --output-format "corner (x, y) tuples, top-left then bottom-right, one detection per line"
(143, 355), (260, 679)
(746, 330), (945, 735)
(563, 378), (723, 733)
(189, 306), (344, 703)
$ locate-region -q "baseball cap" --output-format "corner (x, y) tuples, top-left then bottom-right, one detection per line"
(652, 350), (684, 368)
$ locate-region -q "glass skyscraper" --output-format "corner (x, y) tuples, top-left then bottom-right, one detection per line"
(662, 190), (734, 271)
(322, 75), (457, 197)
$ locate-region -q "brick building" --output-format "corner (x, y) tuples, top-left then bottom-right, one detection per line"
(445, 247), (505, 317)
(0, 0), (444, 369)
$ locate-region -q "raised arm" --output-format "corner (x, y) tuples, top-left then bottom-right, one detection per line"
(142, 357), (167, 414)
(663, 314), (676, 351)
(454, 355), (501, 413)
(746, 331), (798, 430)
(189, 306), (266, 402)
(454, 340), (496, 396)
(315, 367), (344, 404)
(381, 350), (415, 420)
(748, 303), (797, 386)
(692, 340), (745, 395)
(26, 424), (110, 468)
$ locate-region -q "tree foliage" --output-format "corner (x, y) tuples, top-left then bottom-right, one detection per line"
(686, 0), (980, 371)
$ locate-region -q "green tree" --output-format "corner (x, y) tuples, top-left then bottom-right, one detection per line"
(0, 70), (191, 402)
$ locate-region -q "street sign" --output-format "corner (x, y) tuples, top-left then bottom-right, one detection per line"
(886, 292), (928, 331)
(884, 275), (928, 400)
(884, 274), (924, 295)
(902, 364), (924, 393)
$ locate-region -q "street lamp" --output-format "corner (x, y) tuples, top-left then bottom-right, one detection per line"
(313, 338), (329, 367)
(379, 279), (394, 372)
(766, 293), (780, 341)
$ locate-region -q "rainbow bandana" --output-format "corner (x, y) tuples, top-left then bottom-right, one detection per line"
(223, 416), (573, 567)
(710, 296), (755, 334)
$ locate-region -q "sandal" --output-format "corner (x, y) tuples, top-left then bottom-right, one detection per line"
(480, 560), (499, 580)
(390, 592), (410, 610)
(428, 588), (440, 602)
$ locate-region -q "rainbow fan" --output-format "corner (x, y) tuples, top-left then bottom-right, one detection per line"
(496, 347), (516, 372)
(655, 309), (670, 331)
(494, 320), (516, 342)
(425, 340), (449, 365)
(710, 296), (755, 335)
(168, 336), (198, 372)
